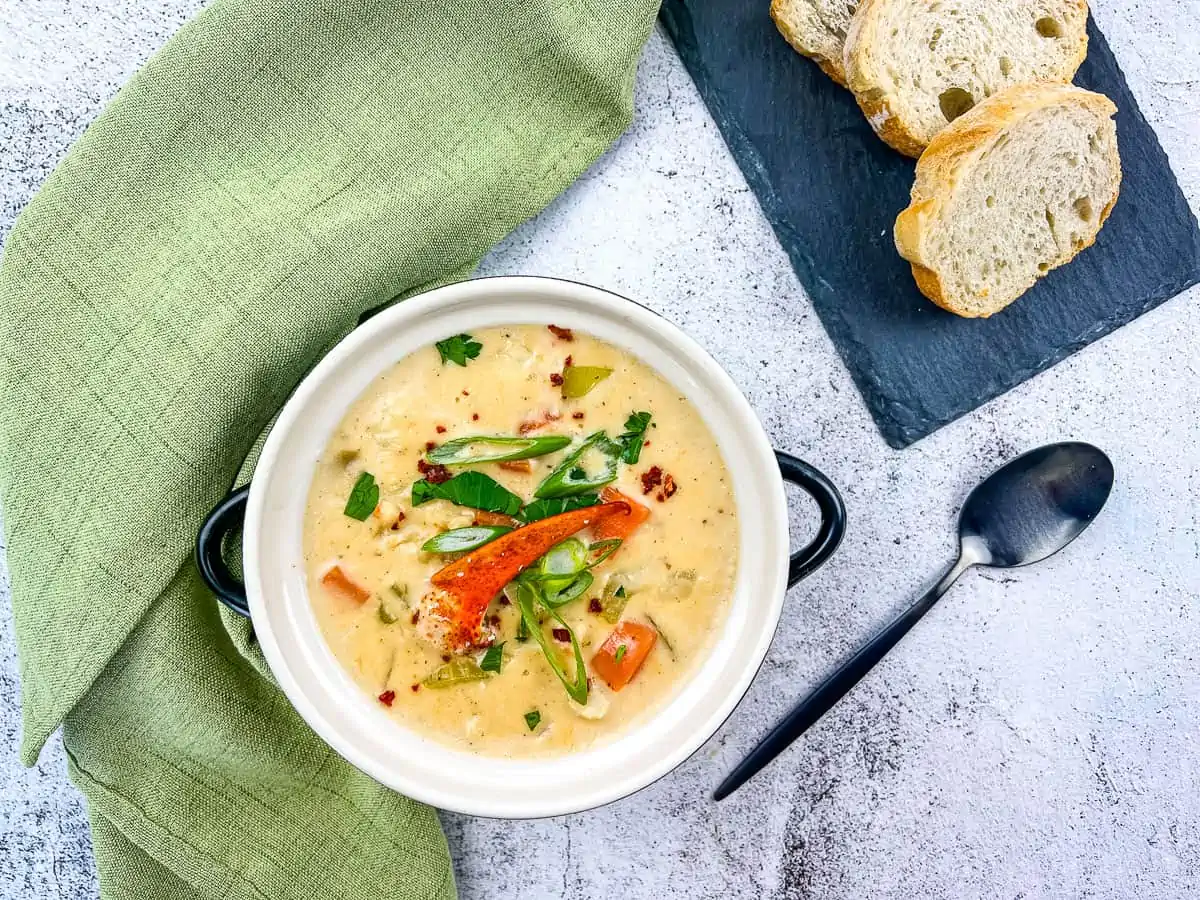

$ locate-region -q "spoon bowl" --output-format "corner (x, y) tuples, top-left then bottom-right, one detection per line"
(714, 441), (1114, 801)
(960, 442), (1114, 568)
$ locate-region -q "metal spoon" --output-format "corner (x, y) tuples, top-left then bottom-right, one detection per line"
(714, 441), (1114, 801)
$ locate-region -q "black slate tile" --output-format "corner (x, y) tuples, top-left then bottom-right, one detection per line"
(660, 3), (1200, 448)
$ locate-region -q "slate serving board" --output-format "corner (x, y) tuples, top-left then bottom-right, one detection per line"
(660, 3), (1200, 448)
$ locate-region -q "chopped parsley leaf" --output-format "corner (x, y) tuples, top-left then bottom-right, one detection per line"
(435, 333), (482, 367)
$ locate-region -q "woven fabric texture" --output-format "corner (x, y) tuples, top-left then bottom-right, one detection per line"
(0, 1), (658, 896)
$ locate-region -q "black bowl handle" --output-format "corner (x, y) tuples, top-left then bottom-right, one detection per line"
(776, 451), (846, 588)
(196, 485), (251, 618)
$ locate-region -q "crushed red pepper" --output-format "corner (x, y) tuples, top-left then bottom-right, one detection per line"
(552, 627), (571, 642)
(410, 610), (421, 625)
(549, 372), (564, 387)
(656, 474), (678, 502)
(641, 466), (664, 495)
(572, 412), (585, 420)
(548, 324), (574, 341)
(499, 459), (532, 473)
(564, 355), (573, 367)
(417, 459), (452, 484)
(411, 684), (420, 693)
(425, 440), (437, 451)
(472, 413), (480, 421)
(588, 598), (603, 614)
(378, 690), (396, 707)
(435, 425), (447, 434)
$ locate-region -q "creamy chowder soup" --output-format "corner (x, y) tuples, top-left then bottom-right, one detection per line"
(303, 324), (738, 757)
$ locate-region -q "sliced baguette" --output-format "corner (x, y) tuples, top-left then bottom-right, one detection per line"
(845, 0), (1089, 156)
(894, 83), (1120, 318)
(771, 0), (861, 86)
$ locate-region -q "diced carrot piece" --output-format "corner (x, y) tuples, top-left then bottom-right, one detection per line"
(591, 487), (650, 543)
(321, 564), (371, 605)
(429, 501), (631, 651)
(592, 621), (657, 691)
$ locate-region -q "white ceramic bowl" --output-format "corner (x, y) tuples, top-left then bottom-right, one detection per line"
(196, 276), (843, 817)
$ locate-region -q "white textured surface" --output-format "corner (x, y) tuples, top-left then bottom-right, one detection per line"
(2, 2), (1199, 897)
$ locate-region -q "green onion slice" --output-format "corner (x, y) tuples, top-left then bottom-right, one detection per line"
(420, 525), (512, 554)
(426, 434), (571, 466)
(541, 571), (593, 609)
(515, 581), (588, 705)
(586, 539), (623, 569)
(533, 432), (620, 499)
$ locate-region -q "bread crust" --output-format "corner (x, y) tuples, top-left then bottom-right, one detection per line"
(894, 83), (1121, 317)
(770, 0), (849, 86)
(844, 0), (1090, 157)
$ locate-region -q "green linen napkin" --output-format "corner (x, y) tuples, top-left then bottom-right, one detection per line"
(0, 1), (658, 897)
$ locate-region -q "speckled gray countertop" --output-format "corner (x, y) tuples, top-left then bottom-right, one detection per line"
(2, 2), (1199, 897)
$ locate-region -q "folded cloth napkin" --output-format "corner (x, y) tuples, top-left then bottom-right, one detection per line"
(0, 1), (658, 896)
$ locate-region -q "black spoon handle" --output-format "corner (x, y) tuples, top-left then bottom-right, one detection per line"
(713, 556), (973, 801)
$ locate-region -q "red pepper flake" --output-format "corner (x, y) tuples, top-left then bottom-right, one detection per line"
(378, 690), (396, 707)
(410, 683), (420, 693)
(643, 440), (651, 447)
(425, 440), (437, 451)
(391, 511), (406, 530)
(410, 610), (421, 625)
(548, 324), (574, 341)
(462, 389), (470, 396)
(588, 598), (603, 614)
(499, 459), (532, 473)
(472, 413), (480, 421)
(488, 614), (502, 627)
(417, 459), (452, 484)
(552, 627), (571, 642)
(572, 412), (585, 420)
(564, 355), (573, 367)
(442, 654), (452, 662)
(656, 474), (678, 503)
(641, 465), (664, 495)
(435, 425), (447, 434)
(499, 595), (511, 606)
(549, 372), (564, 387)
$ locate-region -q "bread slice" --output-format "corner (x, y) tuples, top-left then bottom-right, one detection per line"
(771, 0), (860, 86)
(844, 0), (1089, 156)
(894, 83), (1120, 318)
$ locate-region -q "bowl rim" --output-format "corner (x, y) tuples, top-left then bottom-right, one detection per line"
(242, 275), (791, 817)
